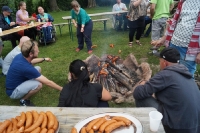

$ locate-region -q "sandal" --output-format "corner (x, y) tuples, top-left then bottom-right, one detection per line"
(136, 41), (142, 46)
(128, 42), (133, 47)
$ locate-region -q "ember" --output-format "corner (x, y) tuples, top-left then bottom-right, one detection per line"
(84, 54), (152, 103)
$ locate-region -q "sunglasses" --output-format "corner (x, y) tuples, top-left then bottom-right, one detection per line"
(28, 41), (35, 54)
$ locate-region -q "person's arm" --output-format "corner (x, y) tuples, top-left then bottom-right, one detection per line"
(131, 0), (143, 7)
(80, 10), (87, 29)
(150, 3), (156, 18)
(48, 14), (54, 22)
(101, 87), (112, 101)
(122, 4), (128, 11)
(133, 72), (166, 100)
(71, 10), (77, 27)
(31, 57), (52, 65)
(17, 11), (35, 22)
(36, 75), (63, 91)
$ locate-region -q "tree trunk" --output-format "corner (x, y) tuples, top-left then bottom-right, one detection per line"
(87, 0), (96, 8)
(49, 0), (60, 11)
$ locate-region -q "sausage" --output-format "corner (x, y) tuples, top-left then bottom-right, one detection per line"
(25, 111), (33, 129)
(99, 119), (117, 132)
(40, 128), (48, 133)
(17, 112), (26, 128)
(32, 110), (39, 123)
(11, 118), (18, 130)
(0, 120), (11, 133)
(105, 121), (126, 133)
(52, 114), (58, 131)
(47, 129), (54, 133)
(112, 116), (132, 126)
(9, 129), (17, 133)
(86, 117), (101, 132)
(24, 113), (44, 133)
(92, 117), (107, 131)
(15, 116), (21, 122)
(6, 122), (12, 133)
(46, 111), (55, 129)
(80, 127), (87, 133)
(70, 127), (77, 133)
(40, 112), (47, 128)
(89, 129), (94, 133)
(18, 126), (24, 132)
(30, 127), (41, 133)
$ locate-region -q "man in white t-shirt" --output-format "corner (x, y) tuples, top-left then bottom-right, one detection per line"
(2, 36), (52, 75)
(112, 0), (128, 30)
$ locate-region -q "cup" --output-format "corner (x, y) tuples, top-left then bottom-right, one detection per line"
(0, 28), (2, 34)
(149, 111), (163, 132)
(38, 19), (41, 23)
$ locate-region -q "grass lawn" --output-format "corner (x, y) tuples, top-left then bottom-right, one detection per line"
(0, 6), (199, 107)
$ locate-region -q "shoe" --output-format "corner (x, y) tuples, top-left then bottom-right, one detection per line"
(128, 42), (133, 47)
(88, 50), (93, 54)
(76, 48), (80, 52)
(20, 99), (35, 106)
(136, 41), (142, 46)
(153, 51), (160, 57)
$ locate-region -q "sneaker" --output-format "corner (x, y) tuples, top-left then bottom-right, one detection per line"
(76, 48), (80, 52)
(20, 99), (35, 106)
(88, 50), (93, 54)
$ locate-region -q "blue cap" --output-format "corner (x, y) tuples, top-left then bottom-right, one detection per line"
(2, 6), (12, 12)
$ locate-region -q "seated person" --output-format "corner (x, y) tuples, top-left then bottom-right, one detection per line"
(58, 59), (112, 107)
(2, 36), (52, 75)
(16, 1), (37, 39)
(37, 6), (54, 22)
(112, 0), (128, 30)
(133, 47), (200, 133)
(6, 40), (62, 106)
(0, 6), (21, 48)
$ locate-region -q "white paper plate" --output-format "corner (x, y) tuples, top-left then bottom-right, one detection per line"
(14, 26), (21, 28)
(74, 112), (143, 133)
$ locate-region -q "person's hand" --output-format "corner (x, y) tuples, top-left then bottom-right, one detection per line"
(122, 8), (125, 10)
(151, 37), (165, 47)
(74, 23), (77, 28)
(196, 53), (200, 64)
(30, 16), (36, 21)
(46, 18), (49, 22)
(81, 27), (84, 32)
(10, 22), (15, 26)
(44, 58), (52, 62)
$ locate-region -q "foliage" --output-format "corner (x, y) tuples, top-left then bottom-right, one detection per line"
(56, 0), (88, 11)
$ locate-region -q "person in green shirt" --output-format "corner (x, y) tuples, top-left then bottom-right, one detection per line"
(71, 1), (93, 54)
(150, 0), (174, 41)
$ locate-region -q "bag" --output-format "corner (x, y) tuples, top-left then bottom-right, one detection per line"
(17, 24), (27, 36)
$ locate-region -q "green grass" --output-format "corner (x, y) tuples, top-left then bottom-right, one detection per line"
(0, 6), (199, 107)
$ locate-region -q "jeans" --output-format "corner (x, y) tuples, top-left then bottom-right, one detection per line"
(169, 42), (196, 76)
(142, 16), (152, 36)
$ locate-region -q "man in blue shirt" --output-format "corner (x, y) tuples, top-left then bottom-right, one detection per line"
(0, 6), (21, 48)
(6, 40), (63, 106)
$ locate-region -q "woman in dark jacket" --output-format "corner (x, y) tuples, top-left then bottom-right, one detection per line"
(58, 59), (112, 107)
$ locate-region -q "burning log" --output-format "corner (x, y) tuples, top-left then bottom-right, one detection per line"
(83, 53), (152, 103)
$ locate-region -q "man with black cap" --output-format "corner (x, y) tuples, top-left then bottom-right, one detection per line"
(133, 47), (200, 133)
(0, 6), (21, 48)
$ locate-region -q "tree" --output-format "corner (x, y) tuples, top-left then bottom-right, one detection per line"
(49, 0), (60, 11)
(87, 0), (96, 8)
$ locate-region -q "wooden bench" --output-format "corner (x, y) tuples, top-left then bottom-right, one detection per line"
(54, 18), (110, 36)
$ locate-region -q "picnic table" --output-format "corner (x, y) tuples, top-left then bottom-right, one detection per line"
(0, 106), (165, 133)
(62, 11), (128, 40)
(0, 22), (46, 37)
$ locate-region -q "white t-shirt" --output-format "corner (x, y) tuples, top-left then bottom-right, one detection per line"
(171, 0), (200, 47)
(2, 46), (21, 75)
(112, 3), (127, 12)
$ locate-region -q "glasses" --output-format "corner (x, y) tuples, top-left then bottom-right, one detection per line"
(28, 41), (35, 54)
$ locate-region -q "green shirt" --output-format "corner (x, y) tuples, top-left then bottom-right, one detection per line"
(71, 8), (91, 25)
(151, 0), (174, 20)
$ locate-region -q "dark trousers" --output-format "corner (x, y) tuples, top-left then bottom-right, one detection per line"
(142, 16), (152, 36)
(2, 33), (21, 48)
(24, 27), (37, 40)
(129, 27), (143, 42)
(77, 20), (93, 51)
(97, 100), (109, 107)
(115, 13), (128, 30)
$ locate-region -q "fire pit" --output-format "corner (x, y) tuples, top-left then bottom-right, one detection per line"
(83, 53), (152, 103)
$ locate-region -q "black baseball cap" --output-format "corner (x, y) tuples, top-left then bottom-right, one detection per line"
(158, 47), (180, 63)
(2, 6), (12, 13)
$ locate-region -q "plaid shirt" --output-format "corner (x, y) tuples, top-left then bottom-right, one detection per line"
(165, 0), (200, 61)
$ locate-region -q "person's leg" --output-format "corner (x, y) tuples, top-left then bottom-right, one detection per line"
(76, 25), (84, 50)
(135, 97), (159, 110)
(129, 28), (137, 46)
(83, 20), (93, 51)
(4, 34), (19, 48)
(123, 14), (128, 30)
(116, 15), (123, 30)
(145, 23), (152, 37)
(169, 43), (196, 76)
(159, 17), (167, 37)
(135, 26), (143, 45)
(151, 18), (162, 41)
